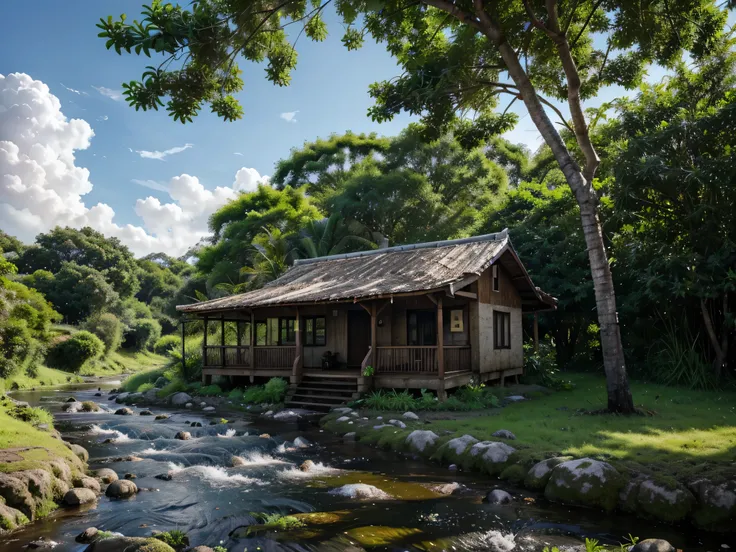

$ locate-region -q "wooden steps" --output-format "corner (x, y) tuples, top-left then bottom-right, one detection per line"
(285, 373), (359, 412)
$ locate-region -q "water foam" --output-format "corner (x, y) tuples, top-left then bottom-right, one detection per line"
(217, 428), (237, 439)
(232, 451), (288, 466)
(140, 447), (168, 456)
(456, 530), (517, 552)
(89, 425), (133, 442)
(277, 462), (340, 480)
(166, 462), (259, 487)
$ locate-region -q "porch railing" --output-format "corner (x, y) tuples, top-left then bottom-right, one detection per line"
(374, 345), (471, 374)
(253, 346), (297, 368)
(204, 345), (251, 367)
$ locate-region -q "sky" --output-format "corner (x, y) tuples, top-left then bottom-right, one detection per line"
(0, 0), (676, 257)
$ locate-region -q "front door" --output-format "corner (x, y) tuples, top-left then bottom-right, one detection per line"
(347, 309), (371, 367)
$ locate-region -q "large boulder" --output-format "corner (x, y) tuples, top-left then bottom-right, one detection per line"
(95, 469), (119, 484)
(485, 489), (513, 504)
(0, 473), (35, 519)
(432, 434), (478, 465)
(73, 477), (101, 493)
(630, 539), (676, 552)
(15, 469), (53, 502)
(405, 430), (439, 454)
(329, 484), (391, 500)
(690, 479), (736, 530)
(468, 441), (516, 474)
(113, 393), (130, 403)
(524, 457), (567, 490)
(635, 479), (695, 522)
(169, 392), (192, 406)
(105, 479), (138, 499)
(544, 458), (624, 512)
(83, 536), (175, 552)
(63, 488), (98, 506)
(0, 503), (29, 531)
(174, 431), (192, 441)
(68, 444), (89, 462)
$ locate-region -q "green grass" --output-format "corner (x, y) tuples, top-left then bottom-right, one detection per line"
(81, 350), (167, 377)
(428, 373), (736, 481)
(121, 366), (167, 392)
(0, 364), (83, 392)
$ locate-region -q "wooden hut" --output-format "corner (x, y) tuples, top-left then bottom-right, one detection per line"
(177, 230), (555, 409)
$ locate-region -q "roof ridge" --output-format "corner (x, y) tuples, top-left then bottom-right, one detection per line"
(292, 229), (509, 267)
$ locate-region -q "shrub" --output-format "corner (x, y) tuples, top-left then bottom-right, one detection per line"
(198, 384), (222, 396)
(127, 318), (162, 352)
(156, 379), (188, 398)
(228, 388), (244, 402)
(46, 331), (104, 372)
(154, 335), (181, 356)
(153, 530), (189, 550)
(8, 404), (53, 427)
(169, 338), (202, 382)
(137, 382), (155, 393)
(84, 313), (123, 356)
(360, 385), (499, 412)
(242, 378), (288, 404)
(0, 320), (33, 377)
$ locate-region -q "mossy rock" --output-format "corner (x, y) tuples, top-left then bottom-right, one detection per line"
(83, 536), (176, 552)
(618, 475), (645, 514)
(345, 526), (423, 547)
(404, 430), (440, 456)
(499, 463), (527, 485)
(635, 478), (695, 523)
(524, 457), (567, 490)
(465, 441), (516, 476)
(544, 458), (624, 512)
(0, 503), (29, 531)
(689, 480), (736, 530)
(430, 435), (478, 465)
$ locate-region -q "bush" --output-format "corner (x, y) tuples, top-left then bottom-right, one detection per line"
(84, 313), (123, 356)
(137, 382), (155, 393)
(127, 318), (162, 352)
(228, 388), (244, 402)
(360, 384), (500, 412)
(198, 384), (222, 396)
(8, 404), (53, 427)
(242, 377), (289, 404)
(46, 331), (105, 372)
(156, 379), (188, 398)
(0, 320), (34, 377)
(154, 335), (181, 356)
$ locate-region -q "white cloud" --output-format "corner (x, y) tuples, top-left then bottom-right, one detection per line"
(92, 85), (123, 101)
(135, 143), (193, 161)
(233, 152), (243, 156)
(97, 115), (109, 122)
(60, 83), (88, 96)
(132, 179), (168, 193)
(0, 72), (267, 257)
(233, 167), (269, 193)
(280, 110), (299, 123)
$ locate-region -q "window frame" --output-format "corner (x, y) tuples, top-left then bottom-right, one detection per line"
(278, 317), (297, 346)
(493, 310), (511, 350)
(303, 316), (327, 347)
(492, 264), (500, 292)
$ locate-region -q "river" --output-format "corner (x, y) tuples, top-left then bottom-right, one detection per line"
(0, 381), (717, 551)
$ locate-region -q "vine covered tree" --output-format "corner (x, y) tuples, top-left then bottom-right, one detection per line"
(97, 0), (729, 411)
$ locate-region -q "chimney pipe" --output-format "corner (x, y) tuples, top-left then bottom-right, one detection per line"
(379, 237), (389, 249)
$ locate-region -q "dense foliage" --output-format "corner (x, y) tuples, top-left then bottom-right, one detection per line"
(46, 331), (105, 373)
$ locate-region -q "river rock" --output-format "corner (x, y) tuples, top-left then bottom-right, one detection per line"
(230, 456), (246, 467)
(185, 403), (193, 409)
(95, 468), (119, 484)
(190, 547), (215, 552)
(113, 393), (130, 403)
(26, 537), (58, 549)
(124, 473), (137, 480)
(0, 503), (29, 531)
(373, 424), (392, 430)
(403, 411), (419, 420)
(0, 473), (35, 519)
(169, 392), (192, 406)
(329, 483), (391, 500)
(635, 478), (695, 522)
(65, 397), (77, 402)
(73, 477), (101, 493)
(114, 407), (134, 416)
(155, 414), (169, 420)
(524, 457), (566, 490)
(63, 401), (84, 413)
(406, 430), (439, 453)
(388, 419), (407, 429)
(202, 406), (215, 412)
(332, 407), (353, 414)
(68, 443), (89, 462)
(544, 458), (624, 512)
(76, 527), (99, 543)
(630, 539), (676, 552)
(105, 479), (138, 499)
(16, 469), (53, 502)
(689, 479), (736, 529)
(506, 395), (525, 402)
(299, 460), (315, 472)
(139, 410), (153, 416)
(429, 482), (464, 495)
(336, 416), (350, 423)
(94, 393), (102, 397)
(190, 422), (202, 427)
(82, 536), (176, 552)
(492, 429), (516, 440)
(155, 473), (173, 481)
(175, 431), (192, 440)
(63, 488), (97, 506)
(293, 436), (311, 448)
(468, 441), (516, 474)
(486, 489), (513, 504)
(343, 432), (357, 441)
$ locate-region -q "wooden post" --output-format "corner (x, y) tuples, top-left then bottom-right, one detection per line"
(202, 316), (208, 383)
(249, 310), (255, 371)
(294, 307), (303, 383)
(533, 312), (539, 353)
(221, 316), (226, 368)
(370, 302), (377, 371)
(236, 320), (242, 365)
(180, 318), (186, 377)
(437, 294), (445, 400)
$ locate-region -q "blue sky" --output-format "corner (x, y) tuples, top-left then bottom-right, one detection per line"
(1, 0), (712, 256)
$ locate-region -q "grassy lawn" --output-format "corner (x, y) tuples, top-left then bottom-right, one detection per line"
(81, 350), (167, 377)
(0, 365), (82, 392)
(427, 373), (736, 481)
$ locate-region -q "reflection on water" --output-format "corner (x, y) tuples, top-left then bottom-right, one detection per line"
(2, 382), (714, 551)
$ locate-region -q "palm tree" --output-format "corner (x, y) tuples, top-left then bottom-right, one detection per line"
(296, 214), (382, 259)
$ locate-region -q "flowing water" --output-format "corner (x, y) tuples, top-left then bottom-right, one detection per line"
(1, 381), (717, 551)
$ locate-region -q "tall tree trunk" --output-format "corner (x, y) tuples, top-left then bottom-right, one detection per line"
(701, 297), (726, 378)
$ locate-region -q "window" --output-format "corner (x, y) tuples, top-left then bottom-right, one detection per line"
(407, 311), (436, 346)
(493, 310), (511, 349)
(279, 317), (296, 345)
(492, 265), (500, 292)
(255, 322), (267, 346)
(304, 316), (327, 346)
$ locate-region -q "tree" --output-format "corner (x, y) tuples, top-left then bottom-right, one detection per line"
(97, 0), (728, 411)
(17, 227), (140, 299)
(296, 214), (381, 258)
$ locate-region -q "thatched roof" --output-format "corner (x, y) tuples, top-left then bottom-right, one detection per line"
(178, 230), (556, 314)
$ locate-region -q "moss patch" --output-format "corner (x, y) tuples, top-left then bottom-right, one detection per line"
(312, 471), (441, 501)
(345, 526), (423, 547)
